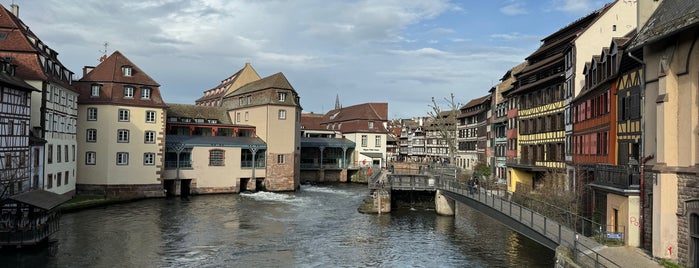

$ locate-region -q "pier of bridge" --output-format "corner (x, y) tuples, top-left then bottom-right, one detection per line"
(368, 169), (659, 268)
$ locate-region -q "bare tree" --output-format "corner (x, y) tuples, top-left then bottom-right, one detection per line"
(427, 93), (460, 166)
(0, 154), (32, 200)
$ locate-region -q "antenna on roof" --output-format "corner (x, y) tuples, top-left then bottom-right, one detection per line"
(98, 41), (109, 62)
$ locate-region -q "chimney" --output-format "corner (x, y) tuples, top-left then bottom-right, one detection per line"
(83, 66), (95, 76)
(10, 4), (19, 17)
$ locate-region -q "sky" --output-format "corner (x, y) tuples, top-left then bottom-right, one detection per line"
(7, 0), (610, 118)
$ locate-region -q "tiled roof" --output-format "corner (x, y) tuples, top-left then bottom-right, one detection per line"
(76, 51), (167, 108)
(300, 113), (326, 130)
(196, 63), (260, 104)
(226, 72), (294, 97)
(321, 103), (389, 133)
(0, 61), (35, 92)
(460, 95), (490, 110)
(0, 5), (74, 90)
(166, 103), (232, 124)
(81, 51), (159, 86)
(631, 0), (699, 49)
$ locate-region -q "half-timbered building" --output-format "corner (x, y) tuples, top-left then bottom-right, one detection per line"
(0, 58), (35, 198)
(0, 5), (78, 196)
(456, 95), (489, 170)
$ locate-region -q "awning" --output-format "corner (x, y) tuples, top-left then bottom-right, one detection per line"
(360, 152), (384, 158)
(7, 190), (71, 210)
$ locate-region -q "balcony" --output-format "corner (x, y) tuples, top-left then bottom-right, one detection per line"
(587, 164), (640, 194)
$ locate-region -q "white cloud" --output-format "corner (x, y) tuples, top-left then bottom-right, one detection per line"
(500, 1), (528, 15)
(387, 47), (449, 57)
(490, 32), (538, 41)
(551, 0), (595, 13)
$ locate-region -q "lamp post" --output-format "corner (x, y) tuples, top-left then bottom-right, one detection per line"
(167, 142), (186, 180)
(249, 144), (261, 184)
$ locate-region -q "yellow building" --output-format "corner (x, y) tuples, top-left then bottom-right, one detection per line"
(74, 51), (167, 198)
(221, 72), (301, 191)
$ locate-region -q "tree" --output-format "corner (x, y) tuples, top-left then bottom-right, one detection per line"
(427, 93), (460, 166)
(0, 154), (32, 200)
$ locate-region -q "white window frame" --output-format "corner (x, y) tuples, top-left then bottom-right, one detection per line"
(124, 86), (134, 98)
(278, 92), (286, 101)
(143, 153), (155, 166)
(146, 110), (156, 123)
(85, 151), (96, 165)
(141, 88), (151, 99)
(86, 129), (97, 142)
(122, 66), (132, 77)
(116, 152), (129, 165)
(144, 131), (155, 143)
(118, 109), (130, 122)
(91, 84), (100, 97)
(87, 107), (97, 121)
(117, 129), (130, 143)
(277, 154), (284, 164)
(209, 149), (225, 166)
(375, 135), (381, 147)
(361, 135), (368, 147)
(278, 109), (286, 120)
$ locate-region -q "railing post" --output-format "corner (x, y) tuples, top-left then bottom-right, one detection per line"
(558, 224), (562, 244)
(530, 209), (534, 227)
(519, 205), (522, 222)
(544, 217), (547, 236)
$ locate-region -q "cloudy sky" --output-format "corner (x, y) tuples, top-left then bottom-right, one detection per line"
(10, 0), (608, 118)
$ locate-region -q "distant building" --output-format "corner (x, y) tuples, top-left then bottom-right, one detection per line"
(194, 63), (260, 107)
(74, 51), (167, 198)
(319, 103), (389, 169)
(0, 4), (79, 196)
(456, 95), (489, 170)
(299, 112), (356, 183)
(489, 63), (526, 184)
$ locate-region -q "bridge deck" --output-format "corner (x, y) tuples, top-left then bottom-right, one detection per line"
(382, 173), (622, 268)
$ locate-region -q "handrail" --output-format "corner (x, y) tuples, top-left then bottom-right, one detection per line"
(431, 177), (620, 268)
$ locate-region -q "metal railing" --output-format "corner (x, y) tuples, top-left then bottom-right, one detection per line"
(434, 178), (620, 268)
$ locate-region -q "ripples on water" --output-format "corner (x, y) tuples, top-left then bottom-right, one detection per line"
(0, 184), (553, 267)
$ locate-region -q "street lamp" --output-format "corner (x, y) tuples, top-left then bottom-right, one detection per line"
(248, 144), (261, 185)
(167, 141), (186, 180)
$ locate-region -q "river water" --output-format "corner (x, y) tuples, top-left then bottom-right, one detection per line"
(2, 183), (553, 267)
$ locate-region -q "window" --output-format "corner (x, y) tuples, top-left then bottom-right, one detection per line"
(116, 152), (129, 165)
(87, 107), (97, 121)
(86, 129), (97, 142)
(86, 151), (96, 165)
(239, 97), (244, 106)
(236, 113), (241, 122)
(118, 109), (130, 122)
(117, 129), (130, 143)
(64, 145), (68, 162)
(143, 153), (155, 166)
(144, 131), (156, 143)
(57, 173), (62, 187)
(124, 86), (134, 98)
(278, 109), (286, 119)
(361, 135), (368, 147)
(277, 154), (284, 164)
(247, 95), (251, 104)
(47, 144), (53, 164)
(369, 121), (374, 129)
(91, 84), (100, 97)
(245, 111), (249, 121)
(122, 66), (132, 76)
(141, 88), (151, 99)
(209, 149), (224, 166)
(375, 135), (381, 147)
(146, 111), (156, 123)
(278, 92), (286, 101)
(57, 145), (62, 163)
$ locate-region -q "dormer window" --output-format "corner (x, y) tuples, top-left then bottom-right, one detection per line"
(124, 86), (134, 98)
(369, 121), (374, 129)
(91, 84), (101, 97)
(141, 88), (151, 99)
(278, 92), (287, 102)
(122, 66), (133, 77)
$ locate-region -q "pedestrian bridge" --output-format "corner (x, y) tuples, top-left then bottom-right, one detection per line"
(374, 173), (621, 268)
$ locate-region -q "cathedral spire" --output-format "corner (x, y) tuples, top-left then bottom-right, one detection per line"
(335, 94), (341, 109)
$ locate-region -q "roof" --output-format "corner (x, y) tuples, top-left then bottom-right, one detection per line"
(360, 152), (384, 158)
(226, 72), (295, 97)
(321, 103), (389, 133)
(460, 95), (490, 110)
(76, 51), (167, 108)
(166, 103), (232, 124)
(166, 135), (266, 148)
(196, 63), (261, 104)
(8, 190), (71, 210)
(631, 0), (699, 49)
(301, 137), (355, 148)
(0, 5), (75, 90)
(0, 61), (35, 92)
(300, 113), (327, 130)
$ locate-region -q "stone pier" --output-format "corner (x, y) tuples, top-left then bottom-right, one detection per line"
(435, 190), (455, 216)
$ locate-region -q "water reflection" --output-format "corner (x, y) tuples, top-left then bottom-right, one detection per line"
(0, 184), (553, 267)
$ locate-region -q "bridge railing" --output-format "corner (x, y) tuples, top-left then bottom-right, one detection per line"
(434, 178), (620, 268)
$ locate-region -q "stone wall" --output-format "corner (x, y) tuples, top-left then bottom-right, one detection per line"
(265, 152), (298, 191)
(642, 170), (654, 252)
(77, 183), (164, 198)
(677, 172), (699, 267)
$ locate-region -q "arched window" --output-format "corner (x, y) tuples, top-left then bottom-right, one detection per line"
(209, 149), (224, 166)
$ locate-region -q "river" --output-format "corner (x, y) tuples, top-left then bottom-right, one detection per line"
(1, 183), (554, 267)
